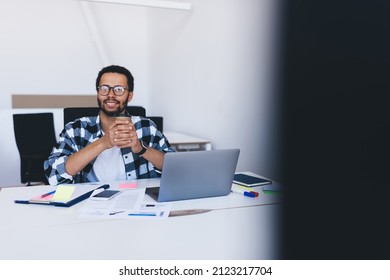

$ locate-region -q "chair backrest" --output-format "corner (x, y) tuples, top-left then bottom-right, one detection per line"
(13, 113), (57, 185)
(63, 106), (146, 125)
(148, 116), (164, 133)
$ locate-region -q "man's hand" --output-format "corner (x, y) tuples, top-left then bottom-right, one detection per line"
(105, 117), (142, 153)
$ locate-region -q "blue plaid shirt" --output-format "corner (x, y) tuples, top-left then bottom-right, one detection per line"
(44, 113), (174, 185)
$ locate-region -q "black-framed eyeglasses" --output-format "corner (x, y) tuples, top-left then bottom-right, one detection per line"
(97, 85), (129, 96)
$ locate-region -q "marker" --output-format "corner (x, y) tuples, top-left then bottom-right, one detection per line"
(128, 213), (157, 217)
(262, 185), (282, 194)
(231, 189), (258, 198)
(235, 185), (261, 195)
(232, 186), (259, 197)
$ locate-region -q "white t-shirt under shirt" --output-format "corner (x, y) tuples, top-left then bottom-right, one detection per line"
(93, 146), (126, 182)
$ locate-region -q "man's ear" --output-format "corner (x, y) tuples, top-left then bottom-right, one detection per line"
(127, 91), (134, 103)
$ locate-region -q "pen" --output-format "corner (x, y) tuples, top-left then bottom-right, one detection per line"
(41, 190), (56, 198)
(109, 211), (124, 215)
(14, 200), (30, 204)
(231, 189), (258, 198)
(128, 213), (157, 217)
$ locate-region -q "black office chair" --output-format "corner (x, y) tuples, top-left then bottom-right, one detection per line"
(148, 116), (164, 133)
(63, 106), (146, 125)
(13, 113), (57, 186)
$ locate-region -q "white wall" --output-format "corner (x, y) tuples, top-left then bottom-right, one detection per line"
(0, 0), (150, 108)
(148, 0), (281, 177)
(0, 0), (281, 186)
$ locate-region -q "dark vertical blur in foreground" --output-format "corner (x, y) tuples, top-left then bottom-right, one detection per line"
(278, 0), (390, 259)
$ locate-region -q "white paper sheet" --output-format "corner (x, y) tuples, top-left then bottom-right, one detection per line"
(78, 188), (170, 219)
(78, 189), (145, 218)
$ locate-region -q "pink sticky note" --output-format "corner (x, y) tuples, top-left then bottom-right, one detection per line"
(119, 183), (137, 189)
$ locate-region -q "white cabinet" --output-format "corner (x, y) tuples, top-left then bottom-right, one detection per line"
(164, 132), (212, 152)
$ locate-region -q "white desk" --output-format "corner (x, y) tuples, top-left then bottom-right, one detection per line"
(164, 132), (212, 151)
(0, 178), (282, 260)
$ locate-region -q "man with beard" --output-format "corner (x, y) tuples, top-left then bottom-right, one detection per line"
(44, 65), (174, 185)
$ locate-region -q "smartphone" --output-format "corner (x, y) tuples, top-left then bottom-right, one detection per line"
(90, 190), (121, 201)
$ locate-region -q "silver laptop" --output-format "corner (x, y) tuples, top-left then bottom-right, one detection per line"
(147, 149), (240, 202)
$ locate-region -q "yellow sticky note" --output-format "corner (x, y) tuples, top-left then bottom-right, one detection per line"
(52, 186), (75, 201)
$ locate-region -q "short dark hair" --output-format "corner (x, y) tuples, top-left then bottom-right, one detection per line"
(95, 65), (134, 91)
